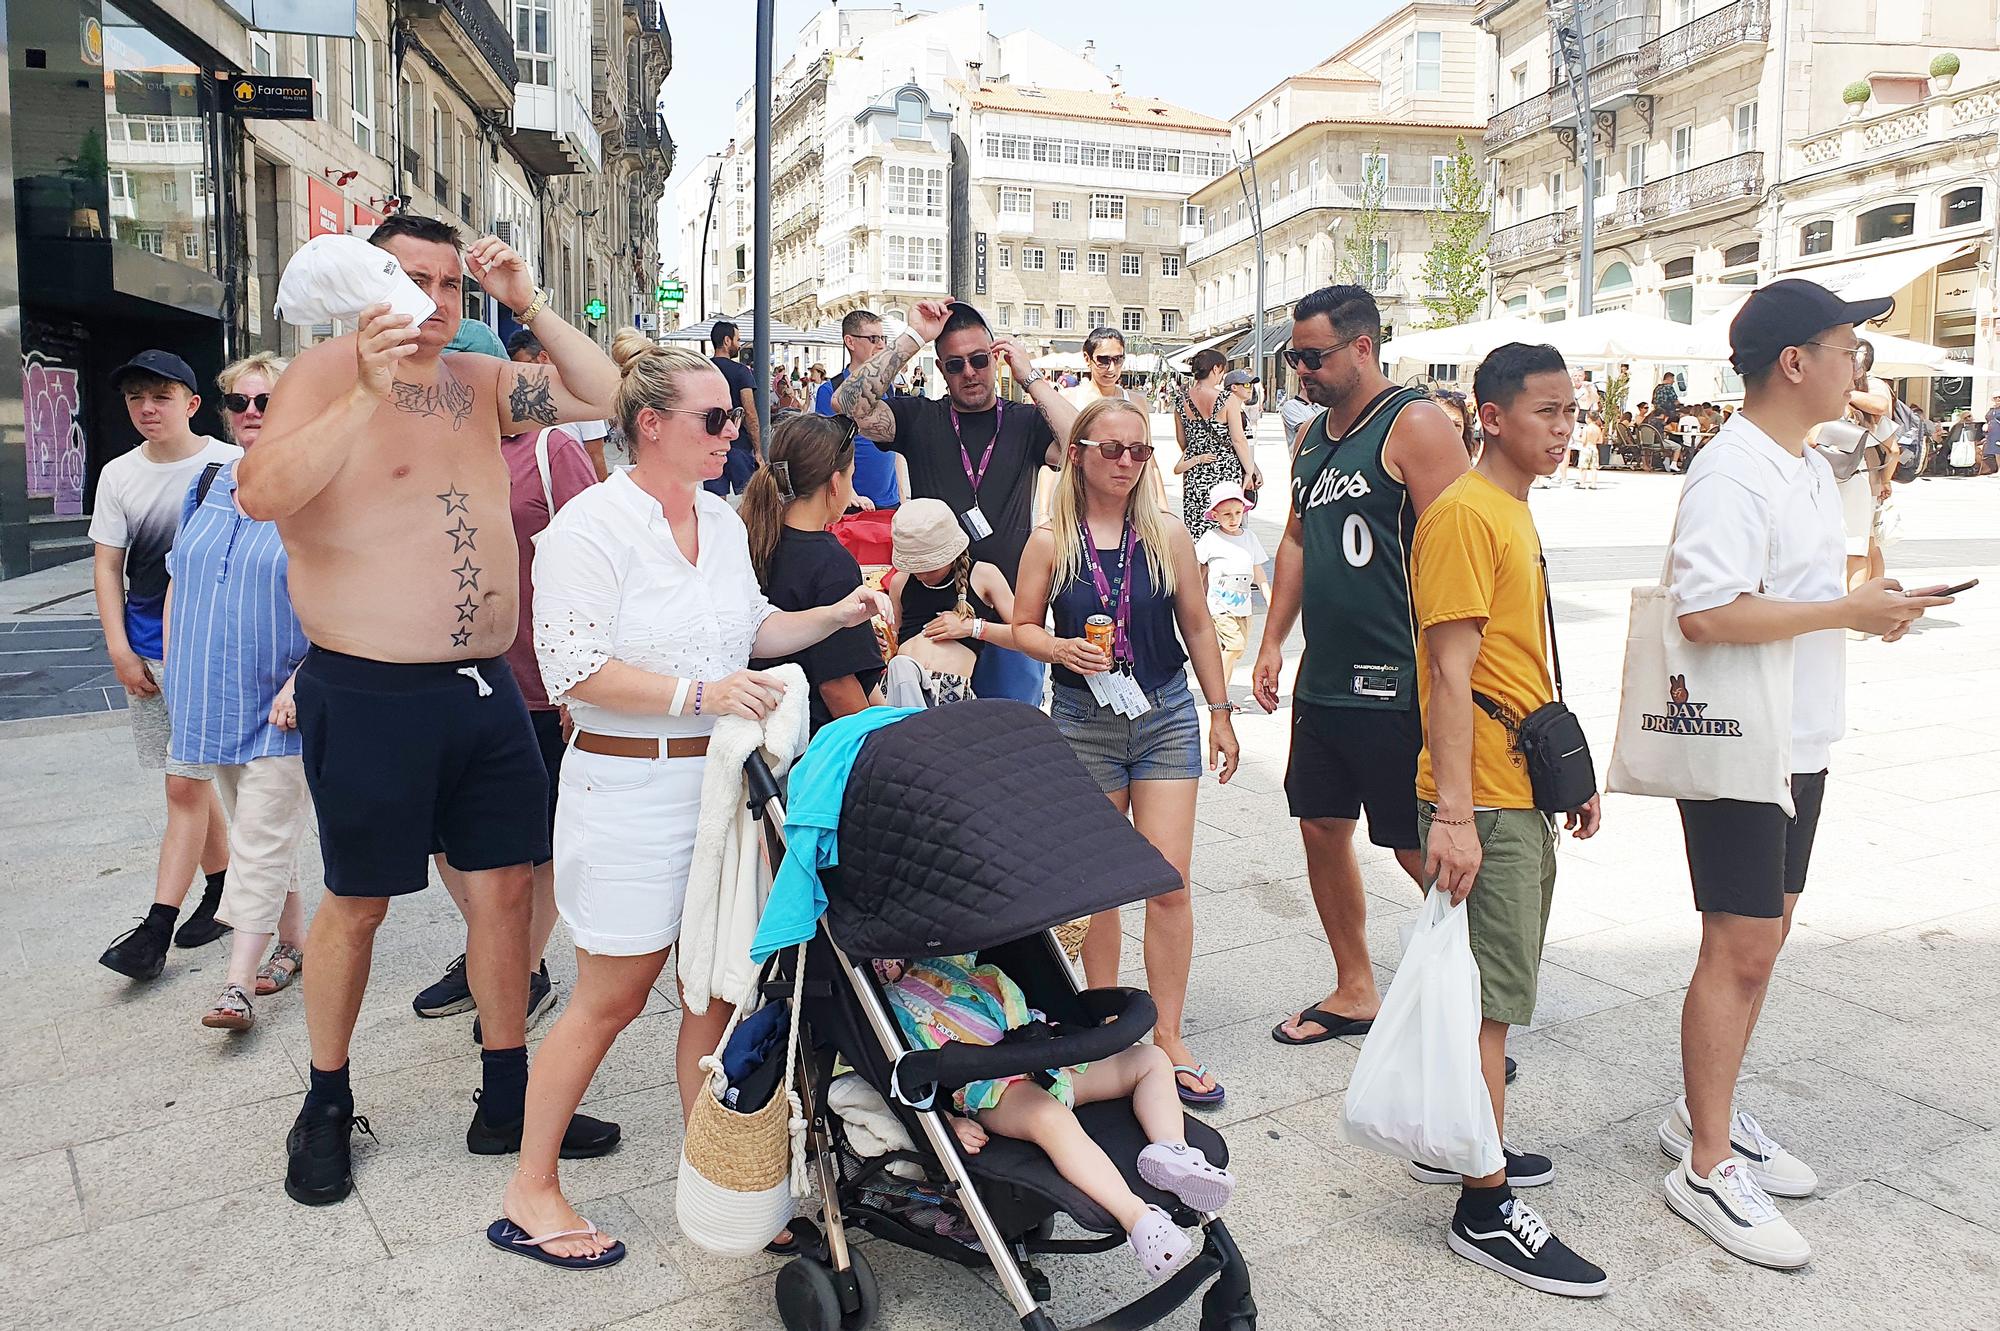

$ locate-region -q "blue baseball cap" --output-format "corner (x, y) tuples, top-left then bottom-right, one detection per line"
(111, 349), (199, 394)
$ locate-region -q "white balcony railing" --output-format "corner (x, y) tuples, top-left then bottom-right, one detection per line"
(1087, 216), (1127, 242)
(1187, 179), (1459, 265)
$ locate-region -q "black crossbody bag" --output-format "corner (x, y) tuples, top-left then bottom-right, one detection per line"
(1472, 556), (1597, 815)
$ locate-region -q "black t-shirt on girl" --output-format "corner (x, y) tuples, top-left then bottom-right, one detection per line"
(751, 528), (885, 733)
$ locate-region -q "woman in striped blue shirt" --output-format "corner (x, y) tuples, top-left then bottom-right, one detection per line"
(164, 353), (314, 1032)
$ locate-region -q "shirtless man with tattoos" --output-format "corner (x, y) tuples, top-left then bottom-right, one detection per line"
(237, 215), (623, 1206)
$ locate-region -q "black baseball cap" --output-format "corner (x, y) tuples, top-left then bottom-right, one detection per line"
(1728, 279), (1893, 376)
(111, 349), (199, 394)
(940, 300), (991, 337)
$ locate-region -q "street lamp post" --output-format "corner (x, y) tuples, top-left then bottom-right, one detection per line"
(1555, 11), (1596, 318)
(1235, 149), (1267, 383)
(753, 0), (775, 454)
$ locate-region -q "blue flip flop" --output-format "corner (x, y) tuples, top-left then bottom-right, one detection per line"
(487, 1216), (627, 1270)
(1174, 1063), (1226, 1109)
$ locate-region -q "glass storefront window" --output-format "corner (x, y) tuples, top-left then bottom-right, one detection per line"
(102, 4), (219, 276)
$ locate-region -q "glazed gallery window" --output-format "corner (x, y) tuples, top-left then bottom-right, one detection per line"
(1089, 193), (1126, 221)
(101, 5), (218, 274)
(887, 166), (944, 217)
(514, 0), (552, 86)
(999, 186), (1033, 217)
(885, 234), (944, 285)
(983, 132), (1229, 178)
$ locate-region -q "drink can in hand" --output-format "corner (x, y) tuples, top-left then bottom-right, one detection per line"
(1084, 614), (1115, 656)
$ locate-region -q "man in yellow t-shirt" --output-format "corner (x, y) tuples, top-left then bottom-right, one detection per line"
(1410, 342), (1606, 1299)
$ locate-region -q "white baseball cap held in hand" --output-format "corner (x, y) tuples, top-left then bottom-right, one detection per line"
(275, 234), (436, 328)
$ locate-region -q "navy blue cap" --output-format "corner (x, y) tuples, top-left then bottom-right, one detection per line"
(111, 350), (199, 393)
(1729, 279), (1893, 376)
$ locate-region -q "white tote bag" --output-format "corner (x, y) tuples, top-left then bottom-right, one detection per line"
(1341, 889), (1502, 1179)
(1605, 524), (1795, 815)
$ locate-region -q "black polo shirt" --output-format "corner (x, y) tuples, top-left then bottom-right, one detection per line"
(885, 396), (1055, 584)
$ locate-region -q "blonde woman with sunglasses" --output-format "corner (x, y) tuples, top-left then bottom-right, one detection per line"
(1013, 397), (1240, 1109)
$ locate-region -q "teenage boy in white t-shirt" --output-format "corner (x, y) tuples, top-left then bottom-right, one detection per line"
(1660, 280), (1952, 1269)
(92, 350), (242, 981)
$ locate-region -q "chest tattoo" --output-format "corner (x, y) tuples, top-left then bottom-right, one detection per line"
(392, 363), (475, 429)
(509, 369), (559, 427)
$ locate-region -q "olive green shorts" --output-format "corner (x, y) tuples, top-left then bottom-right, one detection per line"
(1418, 802), (1557, 1028)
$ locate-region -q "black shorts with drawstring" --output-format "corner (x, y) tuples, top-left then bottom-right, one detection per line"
(296, 646), (550, 896)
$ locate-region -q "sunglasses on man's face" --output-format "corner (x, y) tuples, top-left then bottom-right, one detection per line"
(942, 351), (992, 375)
(853, 332), (888, 346)
(1077, 440), (1155, 463)
(222, 393), (271, 413)
(1092, 354), (1125, 367)
(1283, 337), (1358, 372)
(663, 405), (746, 435)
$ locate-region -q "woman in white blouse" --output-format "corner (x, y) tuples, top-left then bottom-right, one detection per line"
(496, 333), (885, 1266)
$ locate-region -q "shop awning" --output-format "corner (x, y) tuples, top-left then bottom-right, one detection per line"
(1164, 329), (1240, 372)
(1778, 239), (1978, 303)
(1227, 317), (1295, 361)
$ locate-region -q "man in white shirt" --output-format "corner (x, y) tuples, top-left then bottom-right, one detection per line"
(1660, 279), (1952, 1270)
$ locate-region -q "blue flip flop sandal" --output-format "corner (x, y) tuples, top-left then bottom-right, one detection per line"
(487, 1216), (627, 1270)
(1174, 1063), (1226, 1108)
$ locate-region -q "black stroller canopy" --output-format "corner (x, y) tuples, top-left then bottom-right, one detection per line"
(827, 700), (1183, 958)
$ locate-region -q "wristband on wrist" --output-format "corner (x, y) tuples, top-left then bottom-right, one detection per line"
(970, 618), (985, 640)
(669, 676), (692, 718)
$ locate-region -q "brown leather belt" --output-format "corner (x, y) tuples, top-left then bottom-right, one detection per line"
(572, 731), (710, 760)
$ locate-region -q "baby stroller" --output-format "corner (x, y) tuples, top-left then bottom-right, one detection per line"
(742, 700), (1257, 1331)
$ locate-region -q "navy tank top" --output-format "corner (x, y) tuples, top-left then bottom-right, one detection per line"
(1050, 538), (1186, 693)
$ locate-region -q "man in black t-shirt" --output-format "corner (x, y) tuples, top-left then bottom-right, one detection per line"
(705, 320), (760, 497)
(833, 299), (1080, 702)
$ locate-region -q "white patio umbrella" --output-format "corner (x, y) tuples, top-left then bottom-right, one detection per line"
(1378, 317), (1548, 366)
(1852, 329), (1994, 379)
(1537, 310), (1732, 364)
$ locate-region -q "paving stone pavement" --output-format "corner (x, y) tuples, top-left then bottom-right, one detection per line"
(3, 436), (1996, 1331)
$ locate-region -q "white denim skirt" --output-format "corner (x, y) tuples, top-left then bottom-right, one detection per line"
(553, 748), (707, 956)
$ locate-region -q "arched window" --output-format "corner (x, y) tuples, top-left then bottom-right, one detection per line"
(1941, 186), (1984, 230)
(1504, 293), (1529, 313)
(1856, 201), (1915, 246)
(1722, 240), (1759, 268)
(895, 91), (925, 139)
(1598, 261), (1633, 291)
(1799, 219), (1833, 256)
(1541, 284), (1568, 323)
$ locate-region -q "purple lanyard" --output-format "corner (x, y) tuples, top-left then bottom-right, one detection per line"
(949, 399), (1003, 496)
(1078, 520), (1138, 665)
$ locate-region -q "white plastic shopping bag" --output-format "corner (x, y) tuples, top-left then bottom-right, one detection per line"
(1340, 888), (1502, 1178)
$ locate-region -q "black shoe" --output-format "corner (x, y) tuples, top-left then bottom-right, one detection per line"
(285, 1100), (375, 1206)
(413, 953), (475, 1018)
(1410, 1145), (1555, 1187)
(465, 1092), (621, 1159)
(1448, 1197), (1607, 1298)
(472, 962), (556, 1046)
(99, 920), (170, 981)
(1506, 1055), (1518, 1085)
(174, 880), (230, 949)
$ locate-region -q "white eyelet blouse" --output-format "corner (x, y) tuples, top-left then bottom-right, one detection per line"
(532, 469), (775, 739)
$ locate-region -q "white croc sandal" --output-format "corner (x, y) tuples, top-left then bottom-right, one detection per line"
(1127, 1205), (1195, 1284)
(1138, 1142), (1236, 1213)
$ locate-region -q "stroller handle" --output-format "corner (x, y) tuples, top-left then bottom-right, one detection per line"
(888, 986), (1159, 1110)
(744, 751), (782, 817)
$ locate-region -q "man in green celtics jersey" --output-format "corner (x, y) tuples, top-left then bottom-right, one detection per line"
(1254, 285), (1470, 1046)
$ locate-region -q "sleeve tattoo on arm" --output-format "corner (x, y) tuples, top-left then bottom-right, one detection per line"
(509, 369), (560, 428)
(831, 337), (915, 419)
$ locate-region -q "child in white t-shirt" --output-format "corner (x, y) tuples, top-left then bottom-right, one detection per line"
(1192, 482), (1269, 685)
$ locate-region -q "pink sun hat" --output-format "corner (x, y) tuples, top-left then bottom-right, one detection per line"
(1203, 480), (1253, 520)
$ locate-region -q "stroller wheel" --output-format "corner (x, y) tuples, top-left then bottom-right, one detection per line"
(841, 1247), (880, 1331)
(775, 1257), (840, 1331)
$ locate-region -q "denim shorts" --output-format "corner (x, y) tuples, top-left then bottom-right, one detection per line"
(1050, 673), (1203, 793)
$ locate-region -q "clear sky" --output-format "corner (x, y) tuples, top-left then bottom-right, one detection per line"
(657, 0), (1404, 261)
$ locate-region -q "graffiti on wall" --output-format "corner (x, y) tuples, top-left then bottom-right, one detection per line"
(24, 322), (88, 517)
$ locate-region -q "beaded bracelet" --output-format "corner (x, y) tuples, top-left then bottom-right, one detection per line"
(1430, 812), (1474, 827)
(693, 681), (704, 716)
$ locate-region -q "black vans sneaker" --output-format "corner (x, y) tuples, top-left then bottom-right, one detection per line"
(1410, 1145), (1555, 1187)
(413, 952), (475, 1018)
(284, 1100), (374, 1206)
(1448, 1196), (1608, 1298)
(99, 919), (171, 981)
(465, 1091), (621, 1159)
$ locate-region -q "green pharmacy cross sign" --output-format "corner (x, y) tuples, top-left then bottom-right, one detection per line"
(583, 297), (607, 321)
(657, 279), (686, 306)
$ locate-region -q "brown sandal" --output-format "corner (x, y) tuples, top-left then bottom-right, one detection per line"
(255, 943), (303, 996)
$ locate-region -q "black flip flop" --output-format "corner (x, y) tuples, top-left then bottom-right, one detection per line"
(1271, 1006), (1374, 1046)
(486, 1217), (627, 1270)
(764, 1215), (823, 1256)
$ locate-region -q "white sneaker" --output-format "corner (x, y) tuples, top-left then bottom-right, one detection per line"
(1658, 1096), (1818, 1197)
(1664, 1154), (1811, 1269)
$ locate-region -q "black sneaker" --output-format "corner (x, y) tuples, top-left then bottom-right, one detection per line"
(1410, 1145), (1555, 1187)
(465, 1091), (621, 1159)
(173, 878), (230, 949)
(284, 1100), (375, 1206)
(472, 962), (556, 1046)
(1448, 1197), (1608, 1298)
(1506, 1055), (1518, 1084)
(99, 920), (170, 981)
(413, 953), (475, 1018)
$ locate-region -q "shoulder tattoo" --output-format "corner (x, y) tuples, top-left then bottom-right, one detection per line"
(509, 369), (560, 428)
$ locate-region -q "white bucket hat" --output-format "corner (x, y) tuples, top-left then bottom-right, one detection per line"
(1204, 480), (1253, 520)
(275, 233), (437, 328)
(892, 498), (970, 571)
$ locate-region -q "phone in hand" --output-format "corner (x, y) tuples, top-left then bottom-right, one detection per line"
(1916, 579), (1977, 598)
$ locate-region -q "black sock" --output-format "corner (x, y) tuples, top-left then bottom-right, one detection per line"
(144, 901), (178, 931)
(1457, 1181), (1513, 1220)
(481, 1046), (530, 1124)
(306, 1061), (353, 1112)
(203, 869), (226, 895)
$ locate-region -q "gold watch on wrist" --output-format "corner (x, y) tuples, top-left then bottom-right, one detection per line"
(516, 288), (550, 325)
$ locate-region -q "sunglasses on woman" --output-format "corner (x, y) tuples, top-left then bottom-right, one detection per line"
(941, 351), (992, 375)
(663, 405), (746, 435)
(1282, 337), (1358, 372)
(1076, 440), (1155, 462)
(222, 393), (271, 413)
(1092, 354), (1125, 367)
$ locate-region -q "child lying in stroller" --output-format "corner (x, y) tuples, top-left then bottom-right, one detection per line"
(874, 953), (1235, 1282)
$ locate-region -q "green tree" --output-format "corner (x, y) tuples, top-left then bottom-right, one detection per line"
(1417, 137), (1489, 328)
(1340, 142), (1391, 293)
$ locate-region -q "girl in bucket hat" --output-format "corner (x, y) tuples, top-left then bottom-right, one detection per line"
(884, 499), (1020, 705)
(1193, 481), (1269, 686)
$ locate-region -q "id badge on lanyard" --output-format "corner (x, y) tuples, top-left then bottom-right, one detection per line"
(952, 400), (1002, 542)
(1080, 522), (1152, 718)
